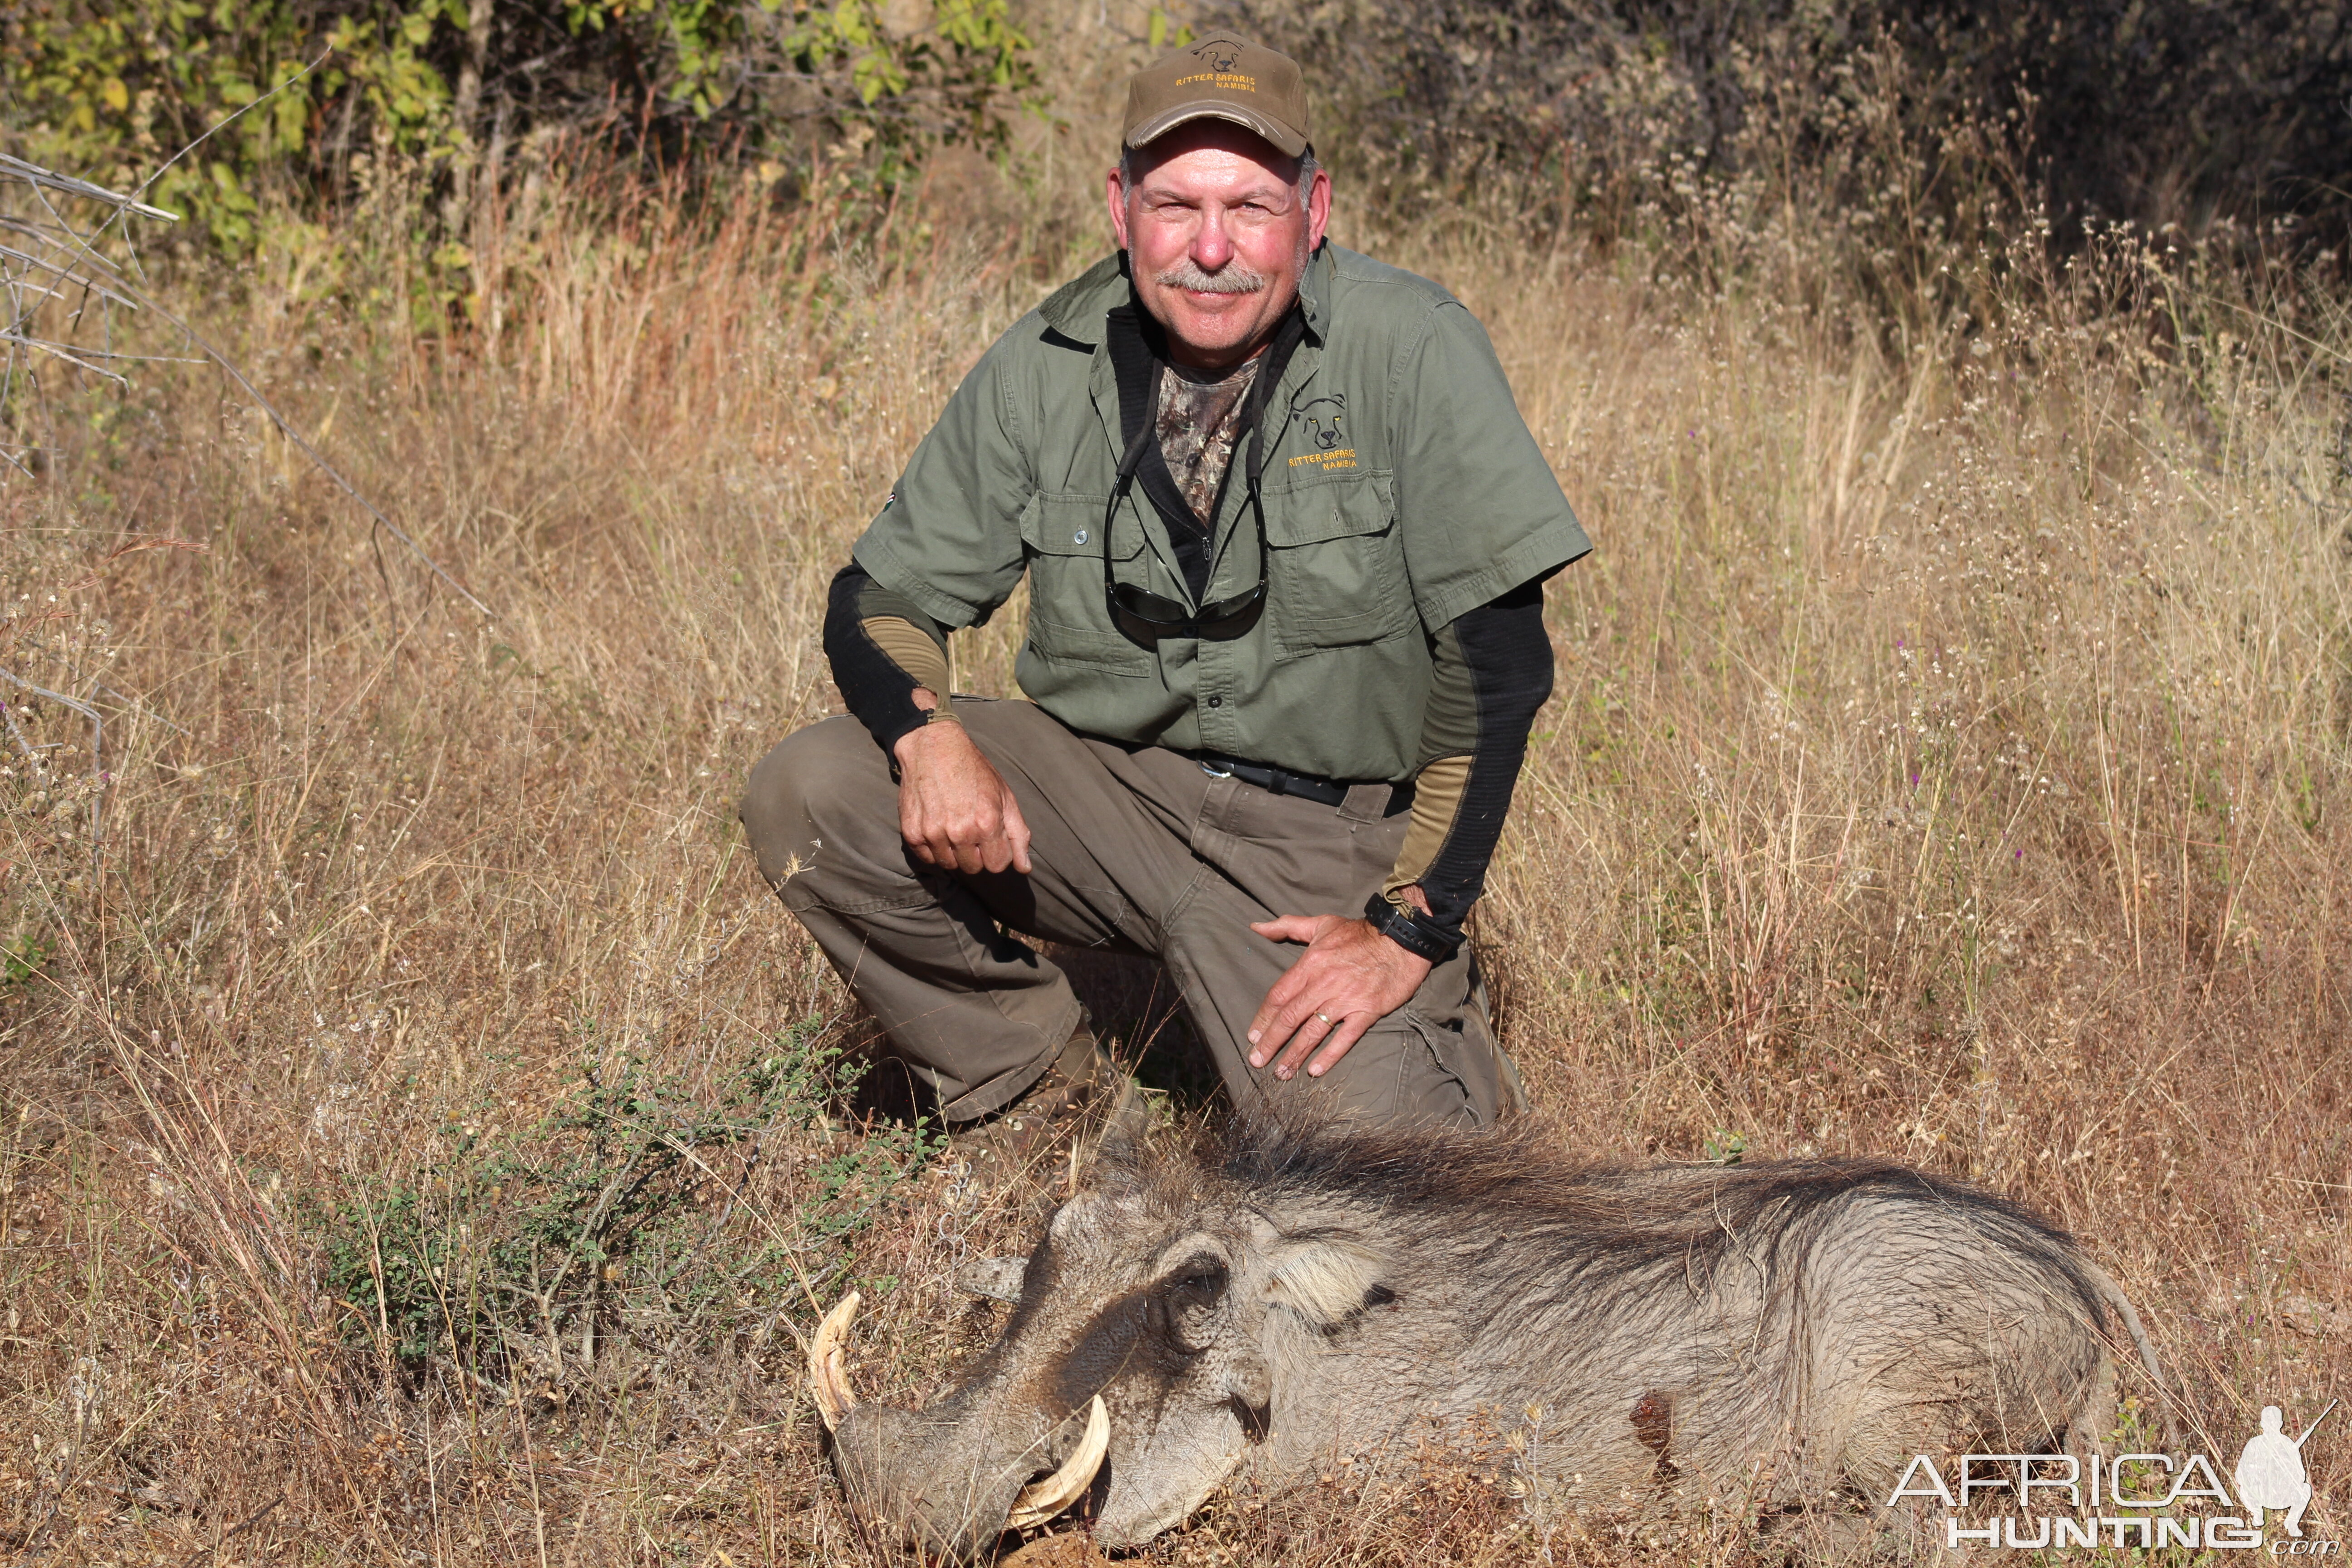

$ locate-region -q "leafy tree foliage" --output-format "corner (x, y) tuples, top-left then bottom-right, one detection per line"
(0, 0), (1040, 250)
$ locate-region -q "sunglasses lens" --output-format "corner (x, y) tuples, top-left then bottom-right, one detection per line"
(1110, 584), (1195, 625)
(1198, 583), (1266, 624)
(1109, 578), (1266, 636)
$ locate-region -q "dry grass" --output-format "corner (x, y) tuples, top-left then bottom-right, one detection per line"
(2, 29), (2348, 1566)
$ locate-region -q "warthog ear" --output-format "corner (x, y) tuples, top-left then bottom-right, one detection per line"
(1260, 1239), (1387, 1329)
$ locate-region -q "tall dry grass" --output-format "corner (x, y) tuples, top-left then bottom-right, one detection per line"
(1, 37), (2348, 1568)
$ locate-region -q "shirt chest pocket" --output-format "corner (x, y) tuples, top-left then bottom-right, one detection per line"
(1017, 492), (1155, 675)
(1264, 471), (1415, 652)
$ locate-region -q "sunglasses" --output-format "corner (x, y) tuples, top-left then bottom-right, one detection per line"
(1100, 467), (1268, 639)
(1100, 346), (1292, 642)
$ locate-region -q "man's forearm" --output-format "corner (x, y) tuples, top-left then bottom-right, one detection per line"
(823, 561), (955, 753)
(1379, 576), (1554, 944)
(1384, 753), (1469, 911)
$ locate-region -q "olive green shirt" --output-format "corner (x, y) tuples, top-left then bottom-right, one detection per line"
(851, 242), (1590, 783)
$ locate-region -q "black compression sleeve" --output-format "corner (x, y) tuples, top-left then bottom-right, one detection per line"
(822, 560), (951, 755)
(1417, 575), (1554, 937)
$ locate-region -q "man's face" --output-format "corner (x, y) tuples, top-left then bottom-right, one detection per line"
(1107, 120), (1331, 371)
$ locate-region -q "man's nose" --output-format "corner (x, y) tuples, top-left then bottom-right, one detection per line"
(1191, 208), (1234, 270)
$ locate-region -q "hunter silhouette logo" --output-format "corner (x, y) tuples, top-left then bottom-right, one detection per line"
(1192, 40), (1243, 72)
(1298, 395), (1346, 449)
(2237, 1401), (2332, 1537)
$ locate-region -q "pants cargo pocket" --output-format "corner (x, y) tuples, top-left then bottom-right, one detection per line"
(1395, 1007), (1498, 1130)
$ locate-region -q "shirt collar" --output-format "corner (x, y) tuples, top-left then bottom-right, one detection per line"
(1295, 239), (1332, 341)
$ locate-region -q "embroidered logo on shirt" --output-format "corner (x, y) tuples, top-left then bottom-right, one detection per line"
(1287, 395), (1357, 470)
(1298, 394), (1347, 450)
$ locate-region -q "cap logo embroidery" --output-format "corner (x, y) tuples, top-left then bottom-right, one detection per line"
(1122, 34), (1305, 157)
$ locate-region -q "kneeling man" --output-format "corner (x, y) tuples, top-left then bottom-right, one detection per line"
(742, 36), (1589, 1162)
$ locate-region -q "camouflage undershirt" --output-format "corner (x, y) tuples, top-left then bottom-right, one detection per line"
(1156, 356), (1261, 526)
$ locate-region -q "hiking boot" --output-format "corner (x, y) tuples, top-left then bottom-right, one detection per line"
(952, 1026), (1144, 1184)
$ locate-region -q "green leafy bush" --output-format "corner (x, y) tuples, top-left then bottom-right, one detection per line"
(0, 0), (1040, 253)
(309, 1023), (936, 1383)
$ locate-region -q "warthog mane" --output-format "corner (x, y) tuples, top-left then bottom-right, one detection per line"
(1184, 1115), (2122, 1334)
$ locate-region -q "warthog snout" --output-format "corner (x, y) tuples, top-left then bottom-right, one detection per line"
(808, 1292), (1109, 1558)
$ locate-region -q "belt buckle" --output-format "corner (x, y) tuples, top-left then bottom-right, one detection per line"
(1199, 759), (1234, 779)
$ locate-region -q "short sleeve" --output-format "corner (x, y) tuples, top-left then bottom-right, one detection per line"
(1391, 302), (1591, 632)
(851, 336), (1035, 630)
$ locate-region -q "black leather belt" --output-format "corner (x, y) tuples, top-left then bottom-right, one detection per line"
(1195, 754), (1415, 815)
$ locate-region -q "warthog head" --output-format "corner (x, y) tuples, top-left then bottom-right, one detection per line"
(810, 1142), (1394, 1556)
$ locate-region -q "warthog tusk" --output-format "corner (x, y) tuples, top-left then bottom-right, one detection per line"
(1005, 1394), (1108, 1529)
(808, 1291), (862, 1433)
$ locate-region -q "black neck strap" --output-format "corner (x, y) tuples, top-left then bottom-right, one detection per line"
(1103, 304), (1308, 497)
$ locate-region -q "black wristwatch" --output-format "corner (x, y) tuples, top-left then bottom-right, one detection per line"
(1364, 892), (1461, 965)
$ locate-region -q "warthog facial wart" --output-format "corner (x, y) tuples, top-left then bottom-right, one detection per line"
(811, 1119), (2160, 1558)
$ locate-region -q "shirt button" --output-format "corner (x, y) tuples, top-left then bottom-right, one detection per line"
(1072, 529), (1089, 545)
(1207, 695), (1223, 708)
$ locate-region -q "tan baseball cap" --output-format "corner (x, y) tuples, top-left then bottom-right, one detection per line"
(1121, 35), (1310, 159)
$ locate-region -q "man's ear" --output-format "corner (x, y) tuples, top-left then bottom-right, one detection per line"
(1259, 1238), (1386, 1329)
(1106, 166), (1132, 251)
(1304, 166), (1332, 252)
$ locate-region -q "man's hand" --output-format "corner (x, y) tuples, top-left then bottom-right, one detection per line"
(892, 710), (1033, 876)
(1245, 914), (1431, 1080)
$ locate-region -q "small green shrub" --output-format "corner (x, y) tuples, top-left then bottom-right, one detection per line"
(0, 934), (47, 986)
(309, 1021), (936, 1382)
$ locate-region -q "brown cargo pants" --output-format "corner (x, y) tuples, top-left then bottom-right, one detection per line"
(739, 698), (1519, 1128)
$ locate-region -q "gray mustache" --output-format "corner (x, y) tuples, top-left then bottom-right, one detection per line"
(1156, 259), (1267, 294)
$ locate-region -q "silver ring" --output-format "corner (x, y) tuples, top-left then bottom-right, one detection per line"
(1315, 1011), (1333, 1025)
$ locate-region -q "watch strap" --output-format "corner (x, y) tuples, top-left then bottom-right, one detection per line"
(1363, 892), (1461, 965)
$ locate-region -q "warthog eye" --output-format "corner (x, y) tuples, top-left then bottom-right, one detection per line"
(1153, 1254), (1230, 1352)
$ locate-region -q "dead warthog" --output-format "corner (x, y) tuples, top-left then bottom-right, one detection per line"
(809, 1121), (2159, 1558)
